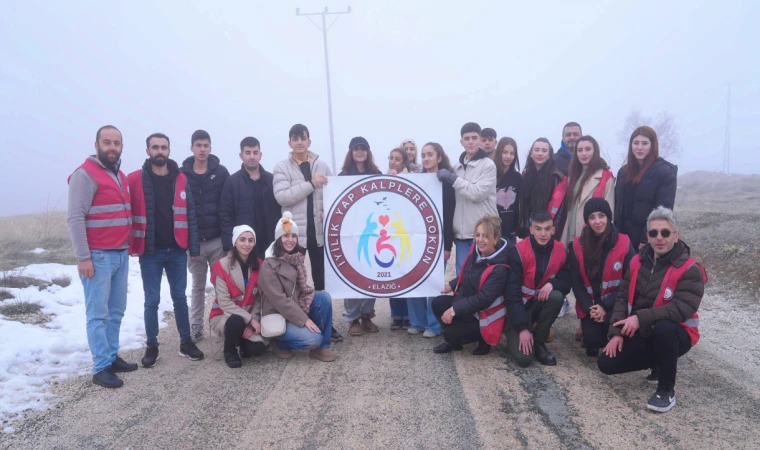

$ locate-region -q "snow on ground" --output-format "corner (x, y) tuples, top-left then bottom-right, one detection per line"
(29, 248), (46, 254)
(0, 258), (210, 423)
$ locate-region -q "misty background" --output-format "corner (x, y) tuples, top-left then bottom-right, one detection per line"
(1, 0), (758, 217)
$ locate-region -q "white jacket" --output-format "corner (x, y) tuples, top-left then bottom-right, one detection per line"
(272, 151), (332, 247)
(451, 149), (498, 240)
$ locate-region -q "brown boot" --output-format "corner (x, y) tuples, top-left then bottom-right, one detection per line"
(575, 325), (583, 342)
(349, 319), (365, 336)
(272, 341), (294, 360)
(360, 314), (379, 333)
(309, 348), (337, 362)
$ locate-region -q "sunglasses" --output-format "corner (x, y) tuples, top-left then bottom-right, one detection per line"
(648, 229), (672, 238)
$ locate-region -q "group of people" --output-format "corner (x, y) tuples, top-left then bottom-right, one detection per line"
(68, 119), (702, 414)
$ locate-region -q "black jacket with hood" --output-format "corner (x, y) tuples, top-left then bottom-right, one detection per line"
(181, 154), (230, 242)
(448, 238), (510, 316)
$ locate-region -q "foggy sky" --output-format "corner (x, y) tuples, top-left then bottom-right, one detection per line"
(1, 0), (758, 216)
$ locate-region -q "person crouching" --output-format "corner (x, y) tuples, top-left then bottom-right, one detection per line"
(258, 212), (337, 362)
(432, 216), (509, 356)
(209, 225), (267, 368)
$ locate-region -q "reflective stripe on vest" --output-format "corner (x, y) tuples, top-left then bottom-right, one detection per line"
(547, 177), (568, 218)
(209, 259), (261, 322)
(626, 255), (707, 347)
(572, 233), (630, 319)
(516, 238), (566, 304)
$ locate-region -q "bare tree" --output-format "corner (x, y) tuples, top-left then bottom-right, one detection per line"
(617, 109), (682, 162)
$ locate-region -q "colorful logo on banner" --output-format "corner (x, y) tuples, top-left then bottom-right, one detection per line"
(325, 175), (443, 297)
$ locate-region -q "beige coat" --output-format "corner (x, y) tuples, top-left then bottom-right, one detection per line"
(272, 151), (331, 247)
(209, 255), (267, 344)
(451, 150), (498, 240)
(560, 168), (616, 246)
(258, 256), (310, 328)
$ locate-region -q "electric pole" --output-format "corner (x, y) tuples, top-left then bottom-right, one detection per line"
(723, 84), (731, 174)
(296, 6), (351, 174)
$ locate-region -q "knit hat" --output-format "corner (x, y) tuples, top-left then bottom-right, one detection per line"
(583, 198), (613, 226)
(274, 211), (299, 242)
(232, 225), (256, 246)
(400, 138), (416, 148)
(349, 136), (370, 150)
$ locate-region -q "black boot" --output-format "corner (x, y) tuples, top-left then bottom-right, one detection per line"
(472, 340), (491, 356)
(585, 348), (599, 357)
(224, 350), (242, 368)
(534, 343), (557, 366)
(141, 344), (159, 368)
(111, 355), (138, 372)
(92, 368), (123, 388)
(433, 342), (463, 354)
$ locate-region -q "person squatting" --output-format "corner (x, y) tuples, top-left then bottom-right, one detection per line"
(67, 120), (700, 413)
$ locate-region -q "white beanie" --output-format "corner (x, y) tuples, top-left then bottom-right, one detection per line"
(274, 211), (299, 242)
(232, 225), (256, 247)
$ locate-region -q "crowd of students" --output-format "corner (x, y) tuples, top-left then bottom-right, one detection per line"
(67, 120), (702, 414)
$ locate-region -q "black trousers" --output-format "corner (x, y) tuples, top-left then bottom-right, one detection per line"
(432, 295), (485, 347)
(598, 320), (691, 390)
(307, 226), (325, 291)
(224, 314), (266, 356)
(580, 314), (611, 350)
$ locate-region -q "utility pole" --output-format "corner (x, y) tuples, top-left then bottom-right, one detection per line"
(723, 84), (731, 174)
(296, 6), (351, 174)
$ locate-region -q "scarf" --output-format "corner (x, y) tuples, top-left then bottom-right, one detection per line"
(281, 252), (315, 313)
(559, 142), (572, 158)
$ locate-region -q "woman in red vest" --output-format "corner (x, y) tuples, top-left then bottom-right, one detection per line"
(210, 225), (267, 368)
(431, 216), (509, 356)
(566, 199), (635, 357)
(518, 138), (567, 241)
(559, 136), (615, 247)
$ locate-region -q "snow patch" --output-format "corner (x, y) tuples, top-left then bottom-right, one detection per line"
(3, 426), (15, 434)
(29, 248), (46, 254)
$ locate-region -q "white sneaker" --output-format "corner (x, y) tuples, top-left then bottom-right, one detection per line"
(407, 327), (423, 335)
(423, 330), (440, 338)
(558, 298), (571, 318)
(191, 324), (204, 342)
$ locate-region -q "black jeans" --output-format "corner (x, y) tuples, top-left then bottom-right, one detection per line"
(598, 320), (692, 390)
(224, 314), (266, 356)
(505, 292), (564, 367)
(307, 227), (325, 291)
(580, 314), (612, 350)
(432, 295), (485, 347)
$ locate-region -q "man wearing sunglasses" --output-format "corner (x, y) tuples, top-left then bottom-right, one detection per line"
(598, 206), (706, 413)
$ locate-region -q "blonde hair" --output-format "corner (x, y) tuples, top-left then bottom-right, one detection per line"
(474, 216), (502, 240)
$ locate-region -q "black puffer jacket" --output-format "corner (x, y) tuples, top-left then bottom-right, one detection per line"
(505, 236), (571, 332)
(137, 158), (200, 257)
(517, 170), (566, 240)
(609, 240), (703, 338)
(181, 155), (229, 242)
(219, 165), (281, 256)
(447, 238), (510, 316)
(614, 158), (677, 246)
(567, 224), (636, 316)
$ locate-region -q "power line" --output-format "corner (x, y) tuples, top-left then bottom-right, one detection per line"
(296, 6), (352, 174)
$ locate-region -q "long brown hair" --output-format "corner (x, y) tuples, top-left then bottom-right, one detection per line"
(420, 142), (453, 173)
(581, 219), (612, 279)
(340, 146), (380, 175)
(519, 138), (557, 225)
(565, 135), (609, 205)
(494, 137), (520, 179)
(624, 126), (659, 184)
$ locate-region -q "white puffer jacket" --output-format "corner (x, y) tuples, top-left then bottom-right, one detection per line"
(272, 151), (332, 247)
(451, 148), (498, 240)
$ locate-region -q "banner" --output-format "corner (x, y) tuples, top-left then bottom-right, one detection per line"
(323, 174), (445, 299)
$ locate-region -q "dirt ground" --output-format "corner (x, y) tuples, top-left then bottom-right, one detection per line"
(2, 171), (759, 449)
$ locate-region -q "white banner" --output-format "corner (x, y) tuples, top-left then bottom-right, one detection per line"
(323, 174), (445, 299)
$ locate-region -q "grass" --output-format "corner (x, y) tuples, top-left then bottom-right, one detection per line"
(0, 290), (13, 301)
(0, 298), (41, 316)
(0, 274), (49, 289)
(51, 275), (72, 288)
(0, 204), (76, 271)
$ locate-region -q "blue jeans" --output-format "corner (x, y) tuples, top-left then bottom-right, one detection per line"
(343, 298), (376, 322)
(390, 298), (408, 320)
(139, 247), (192, 346)
(81, 249), (129, 374)
(407, 297), (443, 334)
(455, 239), (473, 277)
(276, 291), (333, 350)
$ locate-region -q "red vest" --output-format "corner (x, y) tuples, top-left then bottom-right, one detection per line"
(454, 245), (509, 346)
(128, 170), (189, 256)
(68, 158), (132, 250)
(593, 170), (615, 198)
(209, 258), (261, 321)
(572, 233), (630, 319)
(516, 238), (566, 304)
(627, 255), (706, 346)
(547, 177), (568, 219)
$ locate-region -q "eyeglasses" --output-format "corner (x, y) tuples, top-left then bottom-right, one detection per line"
(648, 229), (672, 238)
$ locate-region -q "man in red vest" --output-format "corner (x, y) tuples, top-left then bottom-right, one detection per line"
(504, 211), (570, 367)
(128, 133), (203, 368)
(67, 125), (136, 389)
(598, 206), (705, 413)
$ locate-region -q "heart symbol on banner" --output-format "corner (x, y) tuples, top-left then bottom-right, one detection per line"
(378, 215), (390, 227)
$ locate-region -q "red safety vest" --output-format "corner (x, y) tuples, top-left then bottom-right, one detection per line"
(127, 169), (190, 255)
(627, 255), (707, 346)
(572, 233), (630, 318)
(516, 238), (566, 304)
(593, 170), (615, 198)
(209, 259), (261, 321)
(547, 177), (568, 219)
(454, 245), (509, 346)
(68, 158), (132, 250)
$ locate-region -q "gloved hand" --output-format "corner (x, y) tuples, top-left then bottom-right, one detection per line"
(437, 169), (458, 185)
